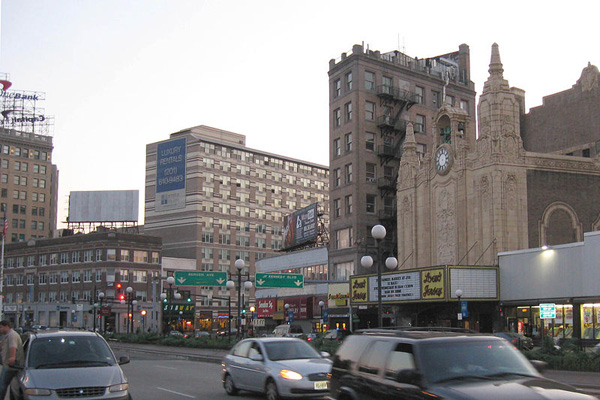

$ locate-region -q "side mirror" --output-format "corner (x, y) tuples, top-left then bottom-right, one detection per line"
(529, 360), (547, 372)
(118, 355), (130, 365)
(395, 369), (422, 386)
(249, 354), (264, 362)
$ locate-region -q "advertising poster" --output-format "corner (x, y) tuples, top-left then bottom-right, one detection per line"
(156, 137), (186, 211)
(421, 268), (445, 300)
(350, 277), (368, 303)
(282, 203), (318, 249)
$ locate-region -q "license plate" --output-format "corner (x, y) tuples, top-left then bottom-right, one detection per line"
(314, 381), (329, 390)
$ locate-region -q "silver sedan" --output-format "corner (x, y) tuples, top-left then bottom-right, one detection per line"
(222, 337), (332, 400)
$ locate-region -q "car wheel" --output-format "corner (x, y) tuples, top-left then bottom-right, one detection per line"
(265, 381), (280, 400)
(224, 374), (239, 396)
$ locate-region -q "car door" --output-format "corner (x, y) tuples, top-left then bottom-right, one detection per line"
(228, 340), (252, 390)
(243, 341), (269, 392)
(353, 340), (395, 400)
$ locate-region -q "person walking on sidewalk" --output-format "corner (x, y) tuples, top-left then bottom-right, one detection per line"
(0, 320), (24, 399)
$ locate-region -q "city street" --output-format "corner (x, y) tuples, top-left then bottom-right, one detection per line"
(121, 352), (264, 400)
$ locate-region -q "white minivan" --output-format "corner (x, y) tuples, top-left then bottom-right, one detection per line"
(272, 324), (304, 337)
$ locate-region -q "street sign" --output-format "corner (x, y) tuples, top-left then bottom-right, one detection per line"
(540, 303), (556, 319)
(255, 273), (304, 288)
(174, 271), (228, 286)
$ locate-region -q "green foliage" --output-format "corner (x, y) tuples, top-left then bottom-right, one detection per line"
(524, 337), (600, 372)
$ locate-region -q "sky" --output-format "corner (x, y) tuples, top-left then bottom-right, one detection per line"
(0, 0), (597, 227)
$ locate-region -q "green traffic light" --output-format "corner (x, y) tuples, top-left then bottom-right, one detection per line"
(187, 298), (191, 302)
(242, 309), (246, 315)
(163, 298), (168, 303)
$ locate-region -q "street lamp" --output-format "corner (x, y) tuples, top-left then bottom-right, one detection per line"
(249, 306), (256, 336)
(361, 224), (397, 328)
(456, 289), (463, 327)
(226, 259), (252, 339)
(284, 303), (290, 324)
(318, 300), (325, 331)
(93, 291), (105, 333)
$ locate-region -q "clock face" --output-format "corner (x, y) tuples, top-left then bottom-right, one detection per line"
(435, 147), (451, 174)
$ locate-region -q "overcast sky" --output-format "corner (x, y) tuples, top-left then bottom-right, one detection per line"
(0, 0), (597, 227)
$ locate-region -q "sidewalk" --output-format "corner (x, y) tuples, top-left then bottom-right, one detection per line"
(110, 341), (600, 395)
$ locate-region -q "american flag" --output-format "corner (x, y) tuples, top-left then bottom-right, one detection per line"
(2, 211), (7, 238)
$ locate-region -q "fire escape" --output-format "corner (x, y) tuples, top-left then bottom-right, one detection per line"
(375, 84), (417, 256)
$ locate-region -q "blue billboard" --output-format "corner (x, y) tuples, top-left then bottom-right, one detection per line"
(156, 137), (186, 210)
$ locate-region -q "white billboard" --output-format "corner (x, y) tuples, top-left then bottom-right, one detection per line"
(69, 190), (139, 223)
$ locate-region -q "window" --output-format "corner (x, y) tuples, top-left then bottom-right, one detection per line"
(83, 250), (93, 262)
(460, 99), (468, 112)
(134, 250), (148, 263)
(95, 270), (102, 282)
(107, 249), (116, 261)
(445, 95), (454, 106)
(415, 86), (424, 104)
(335, 227), (353, 249)
(366, 163), (376, 183)
(133, 270), (147, 282)
(333, 199), (341, 218)
(345, 195), (353, 215)
(119, 269), (129, 282)
(415, 114), (425, 134)
(333, 168), (341, 187)
(365, 71), (375, 90)
(83, 270), (92, 282)
(345, 71), (353, 90)
(72, 271), (81, 283)
(333, 138), (341, 157)
(60, 253), (69, 264)
(334, 78), (341, 98)
(432, 90), (440, 106)
(358, 340), (394, 375)
(366, 194), (376, 213)
(345, 164), (353, 184)
(334, 108), (341, 127)
(0, 174), (6, 183)
(345, 133), (353, 152)
(385, 344), (416, 379)
(39, 274), (47, 285)
(72, 251), (81, 263)
(382, 76), (393, 92)
(60, 271), (69, 283)
(365, 101), (375, 120)
(49, 253), (58, 265)
(345, 102), (352, 122)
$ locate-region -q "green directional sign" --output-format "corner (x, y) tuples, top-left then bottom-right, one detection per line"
(174, 271), (228, 287)
(255, 273), (304, 288)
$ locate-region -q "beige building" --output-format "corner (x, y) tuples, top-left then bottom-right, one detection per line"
(144, 125), (329, 329)
(0, 127), (58, 241)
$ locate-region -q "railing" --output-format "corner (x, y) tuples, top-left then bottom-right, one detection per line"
(376, 85), (419, 103)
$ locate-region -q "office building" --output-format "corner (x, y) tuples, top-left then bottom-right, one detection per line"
(327, 43), (476, 281)
(144, 125), (329, 331)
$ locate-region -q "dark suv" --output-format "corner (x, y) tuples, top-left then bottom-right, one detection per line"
(328, 328), (596, 400)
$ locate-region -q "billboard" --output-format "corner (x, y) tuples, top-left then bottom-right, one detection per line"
(69, 191), (139, 223)
(282, 203), (318, 250)
(155, 137), (186, 211)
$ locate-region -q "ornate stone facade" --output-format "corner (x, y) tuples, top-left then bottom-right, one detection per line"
(397, 44), (600, 269)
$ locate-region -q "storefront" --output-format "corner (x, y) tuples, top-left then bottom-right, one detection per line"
(350, 265), (499, 332)
(499, 231), (600, 344)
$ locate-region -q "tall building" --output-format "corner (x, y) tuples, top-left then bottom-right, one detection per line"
(0, 74), (58, 241)
(327, 44), (476, 281)
(144, 125), (329, 330)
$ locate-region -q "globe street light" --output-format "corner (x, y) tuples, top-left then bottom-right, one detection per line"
(284, 303), (290, 324)
(318, 300), (325, 330)
(226, 259), (252, 339)
(361, 225), (397, 328)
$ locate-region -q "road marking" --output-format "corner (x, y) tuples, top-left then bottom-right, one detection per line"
(157, 387), (195, 398)
(156, 365), (178, 370)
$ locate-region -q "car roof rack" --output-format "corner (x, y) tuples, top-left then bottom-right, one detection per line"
(355, 326), (476, 336)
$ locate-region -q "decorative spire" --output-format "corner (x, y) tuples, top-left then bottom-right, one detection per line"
(402, 123), (418, 162)
(482, 43), (510, 94)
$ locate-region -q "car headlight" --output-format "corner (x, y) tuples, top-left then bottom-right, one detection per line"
(109, 383), (129, 393)
(280, 369), (303, 380)
(24, 388), (52, 396)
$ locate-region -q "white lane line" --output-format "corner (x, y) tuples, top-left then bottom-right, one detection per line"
(156, 387), (196, 398)
(156, 365), (178, 370)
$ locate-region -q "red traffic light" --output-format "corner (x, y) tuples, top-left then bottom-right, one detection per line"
(119, 294), (125, 301)
(116, 283), (122, 290)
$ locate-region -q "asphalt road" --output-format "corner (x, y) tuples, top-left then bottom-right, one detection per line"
(122, 352), (266, 400)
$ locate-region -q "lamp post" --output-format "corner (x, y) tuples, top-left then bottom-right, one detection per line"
(160, 276), (181, 334)
(226, 259), (252, 339)
(318, 300), (325, 332)
(249, 306), (255, 336)
(123, 286), (138, 334)
(284, 303), (290, 324)
(456, 289), (463, 328)
(361, 225), (397, 328)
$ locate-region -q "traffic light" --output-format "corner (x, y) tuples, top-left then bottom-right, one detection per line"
(141, 310), (147, 316)
(119, 294), (125, 301)
(186, 297), (192, 303)
(163, 296), (168, 303)
(241, 309), (246, 316)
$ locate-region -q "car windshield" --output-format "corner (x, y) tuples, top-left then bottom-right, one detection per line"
(264, 340), (321, 361)
(28, 336), (117, 369)
(418, 339), (539, 384)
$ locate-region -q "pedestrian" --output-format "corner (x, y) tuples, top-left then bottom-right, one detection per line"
(0, 320), (24, 399)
